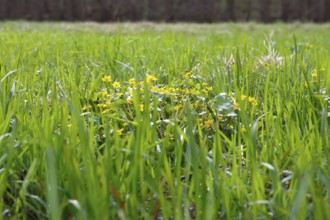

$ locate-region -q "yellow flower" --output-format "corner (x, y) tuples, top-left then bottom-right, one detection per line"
(170, 87), (178, 93)
(102, 75), (112, 82)
(117, 128), (124, 135)
(174, 104), (183, 111)
(233, 102), (240, 110)
(102, 109), (111, 114)
(112, 81), (121, 89)
(240, 127), (246, 133)
(204, 119), (214, 128)
(146, 75), (158, 83)
(128, 78), (136, 86)
(248, 96), (258, 106)
(185, 72), (193, 78)
(311, 70), (317, 81)
(241, 95), (247, 101)
(101, 91), (108, 97)
(140, 104), (144, 112)
(82, 105), (91, 110)
(127, 97), (133, 104)
(183, 89), (191, 95)
(97, 102), (110, 108)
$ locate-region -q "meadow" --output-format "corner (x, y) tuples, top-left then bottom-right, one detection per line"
(0, 22), (329, 219)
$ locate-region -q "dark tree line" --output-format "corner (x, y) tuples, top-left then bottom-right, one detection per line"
(0, 0), (330, 22)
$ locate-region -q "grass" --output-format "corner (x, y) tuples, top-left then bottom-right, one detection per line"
(0, 21), (329, 219)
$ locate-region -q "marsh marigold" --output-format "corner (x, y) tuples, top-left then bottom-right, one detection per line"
(102, 75), (112, 82)
(204, 119), (214, 128)
(146, 75), (158, 83)
(128, 78), (136, 86)
(248, 96), (258, 106)
(112, 81), (121, 89)
(311, 70), (317, 81)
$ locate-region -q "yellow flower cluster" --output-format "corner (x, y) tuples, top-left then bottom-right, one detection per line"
(248, 97), (258, 106)
(204, 119), (214, 128)
(232, 95), (258, 110)
(92, 71), (254, 137)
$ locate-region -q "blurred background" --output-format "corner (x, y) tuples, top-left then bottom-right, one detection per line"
(0, 0), (329, 22)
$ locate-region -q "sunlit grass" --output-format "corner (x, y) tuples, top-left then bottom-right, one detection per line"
(0, 22), (329, 219)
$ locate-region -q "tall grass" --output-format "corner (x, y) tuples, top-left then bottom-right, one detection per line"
(0, 22), (329, 219)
